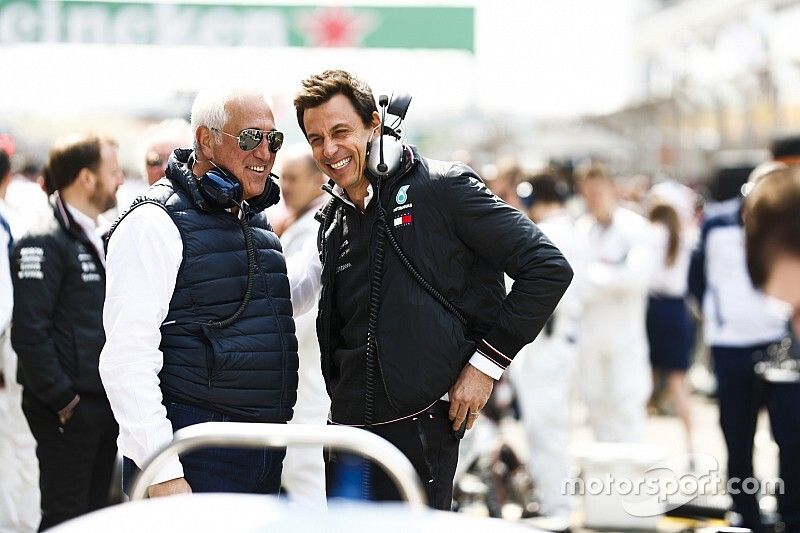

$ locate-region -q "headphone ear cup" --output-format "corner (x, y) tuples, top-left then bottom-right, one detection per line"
(367, 135), (403, 178)
(248, 174), (281, 211)
(199, 167), (242, 208)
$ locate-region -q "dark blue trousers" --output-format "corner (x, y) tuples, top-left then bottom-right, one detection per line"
(712, 345), (800, 531)
(123, 401), (285, 496)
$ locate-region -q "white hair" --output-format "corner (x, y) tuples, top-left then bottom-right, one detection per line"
(190, 87), (273, 152)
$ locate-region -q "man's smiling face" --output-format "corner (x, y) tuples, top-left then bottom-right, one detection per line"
(210, 94), (277, 200)
(302, 93), (379, 199)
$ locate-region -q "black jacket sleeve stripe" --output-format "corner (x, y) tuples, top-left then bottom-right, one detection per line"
(442, 163), (574, 364)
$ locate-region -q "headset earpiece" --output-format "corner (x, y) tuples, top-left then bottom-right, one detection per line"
(366, 93), (412, 180)
(248, 173), (281, 212)
(198, 166), (242, 209)
(367, 127), (403, 179)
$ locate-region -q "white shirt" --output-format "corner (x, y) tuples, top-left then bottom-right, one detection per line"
(647, 223), (692, 297)
(574, 207), (653, 309)
(100, 203), (321, 485)
(701, 219), (786, 346)
(64, 203), (107, 266)
(0, 201), (13, 332)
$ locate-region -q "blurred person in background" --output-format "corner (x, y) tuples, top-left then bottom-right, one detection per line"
(486, 159), (525, 211)
(4, 159), (49, 239)
(277, 144), (330, 509)
(11, 134), (122, 530)
(0, 148), (40, 533)
(100, 87), (319, 499)
(645, 201), (695, 456)
(617, 173), (651, 215)
(573, 163), (653, 443)
(744, 164), (800, 532)
(116, 119), (194, 214)
(688, 161), (788, 531)
(770, 134), (800, 168)
(508, 172), (579, 525)
(142, 118), (193, 186)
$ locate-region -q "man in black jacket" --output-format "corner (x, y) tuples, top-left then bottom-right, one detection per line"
(11, 134), (123, 530)
(294, 70), (573, 509)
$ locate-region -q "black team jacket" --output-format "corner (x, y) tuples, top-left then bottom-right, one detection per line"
(316, 147), (573, 425)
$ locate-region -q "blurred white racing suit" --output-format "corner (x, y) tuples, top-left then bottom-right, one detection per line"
(574, 207), (653, 443)
(508, 209), (579, 519)
(279, 200), (330, 509)
(0, 201), (39, 533)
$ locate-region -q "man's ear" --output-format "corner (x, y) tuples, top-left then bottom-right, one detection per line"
(197, 126), (215, 160)
(371, 111), (381, 129)
(76, 167), (95, 191)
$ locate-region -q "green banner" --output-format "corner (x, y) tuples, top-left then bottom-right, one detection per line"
(0, 1), (474, 52)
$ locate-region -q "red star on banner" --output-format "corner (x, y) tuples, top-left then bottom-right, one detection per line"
(295, 7), (377, 47)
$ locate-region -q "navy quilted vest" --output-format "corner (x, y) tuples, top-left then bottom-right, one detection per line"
(112, 152), (298, 422)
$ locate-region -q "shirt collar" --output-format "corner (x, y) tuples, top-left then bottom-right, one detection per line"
(64, 202), (100, 236)
(332, 183), (374, 211)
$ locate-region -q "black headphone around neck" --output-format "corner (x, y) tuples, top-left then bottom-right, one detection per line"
(198, 165), (242, 208)
(366, 93), (412, 180)
(194, 156), (280, 212)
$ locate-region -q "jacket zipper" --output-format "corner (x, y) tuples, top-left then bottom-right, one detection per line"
(319, 205), (341, 388)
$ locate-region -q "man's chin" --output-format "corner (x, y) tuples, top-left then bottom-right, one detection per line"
(243, 180), (268, 200)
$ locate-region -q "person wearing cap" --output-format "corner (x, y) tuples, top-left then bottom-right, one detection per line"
(11, 134), (123, 530)
(100, 87), (320, 499)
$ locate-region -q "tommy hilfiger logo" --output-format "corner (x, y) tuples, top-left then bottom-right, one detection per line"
(393, 214), (412, 227)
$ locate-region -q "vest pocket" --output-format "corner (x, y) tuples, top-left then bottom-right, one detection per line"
(200, 325), (221, 387)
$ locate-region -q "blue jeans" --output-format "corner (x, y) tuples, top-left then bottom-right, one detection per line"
(713, 345), (800, 531)
(123, 401), (285, 495)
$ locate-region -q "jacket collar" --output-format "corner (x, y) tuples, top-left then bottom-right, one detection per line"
(322, 145), (419, 207)
(166, 148), (279, 215)
(53, 191), (81, 238)
(165, 148), (214, 212)
(52, 192), (105, 267)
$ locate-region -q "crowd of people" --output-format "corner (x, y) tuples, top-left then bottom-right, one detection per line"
(0, 69), (797, 533)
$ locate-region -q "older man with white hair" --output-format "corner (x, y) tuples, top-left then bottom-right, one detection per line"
(100, 88), (320, 498)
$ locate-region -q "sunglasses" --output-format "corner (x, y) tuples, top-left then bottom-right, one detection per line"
(212, 128), (284, 153)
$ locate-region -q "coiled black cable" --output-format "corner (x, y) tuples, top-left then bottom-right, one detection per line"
(359, 180), (473, 500)
(361, 181), (388, 500)
(207, 213), (256, 329)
